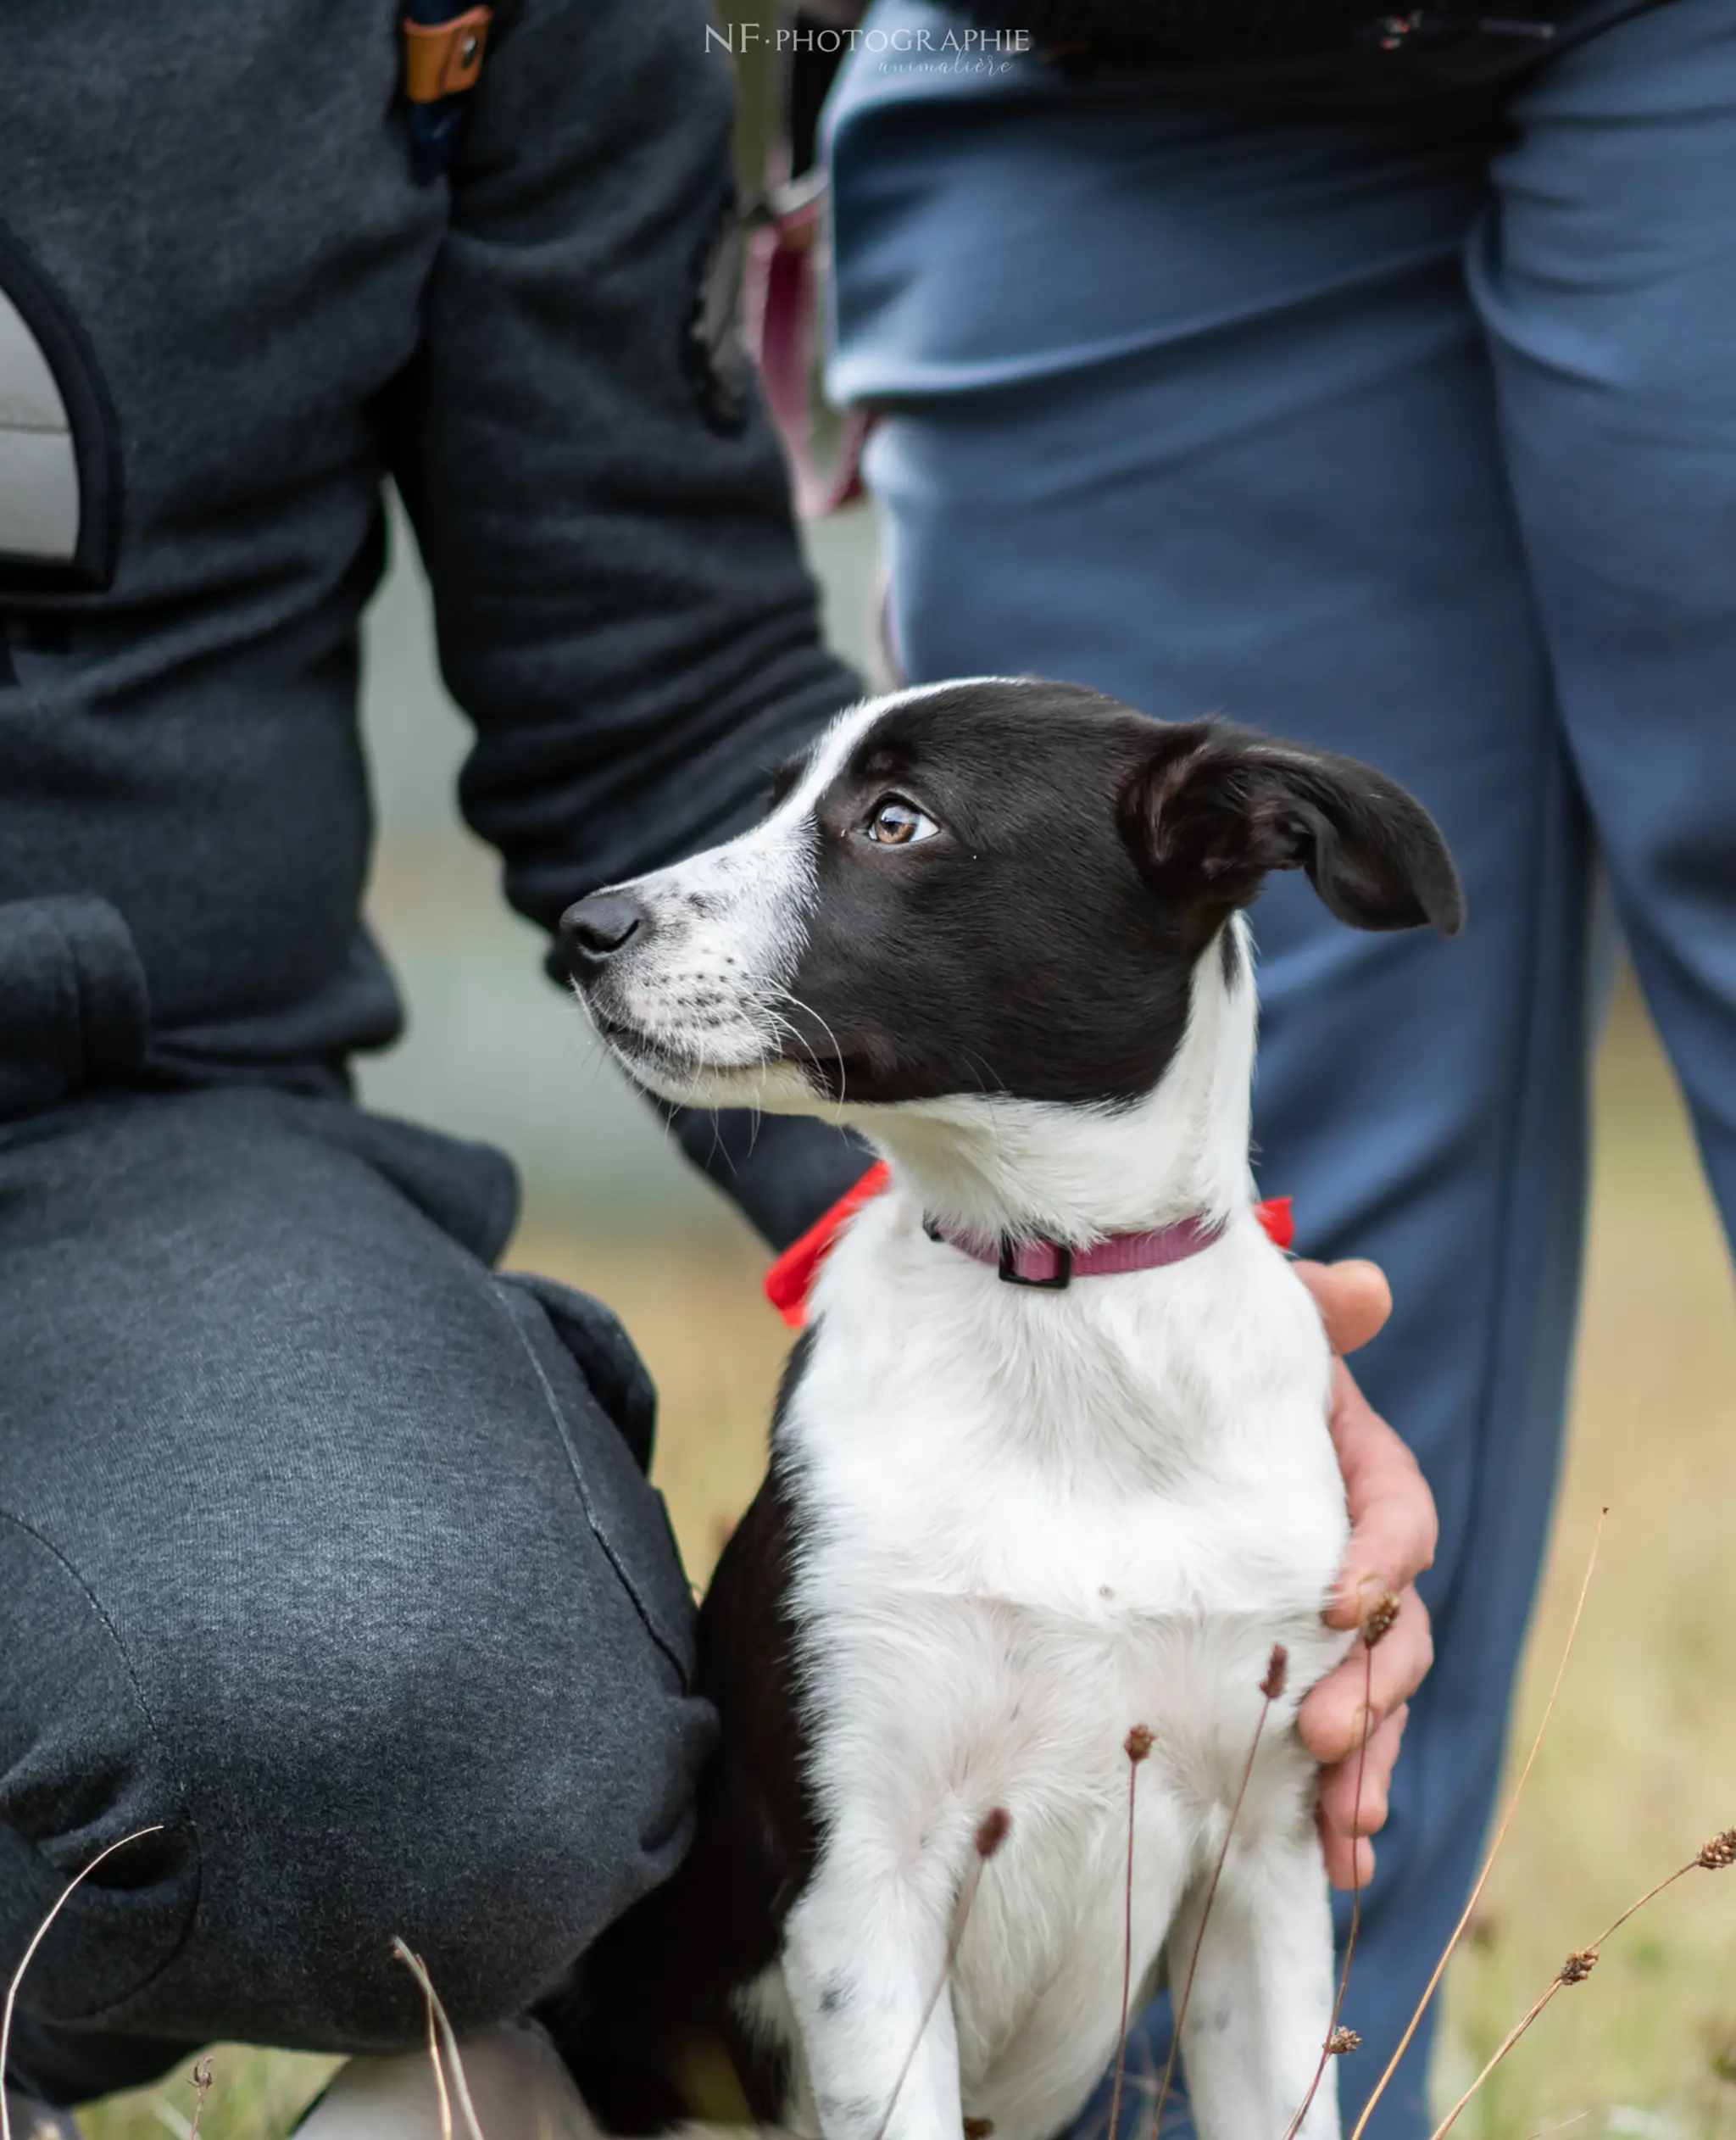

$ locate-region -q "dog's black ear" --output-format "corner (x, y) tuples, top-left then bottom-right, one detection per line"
(1117, 720), (1464, 935)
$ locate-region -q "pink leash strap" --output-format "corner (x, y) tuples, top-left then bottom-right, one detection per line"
(926, 1212), (1231, 1290)
(743, 174), (875, 520)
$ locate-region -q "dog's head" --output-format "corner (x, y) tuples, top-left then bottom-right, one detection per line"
(559, 679), (1461, 1117)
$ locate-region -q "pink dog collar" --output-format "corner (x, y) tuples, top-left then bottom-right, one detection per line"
(926, 1212), (1228, 1290)
(763, 1172), (1294, 1326)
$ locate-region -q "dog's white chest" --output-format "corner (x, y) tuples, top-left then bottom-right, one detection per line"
(775, 1210), (1351, 2140)
(794, 1199), (1349, 1633)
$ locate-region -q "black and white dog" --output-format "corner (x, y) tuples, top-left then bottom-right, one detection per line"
(548, 680), (1461, 2140)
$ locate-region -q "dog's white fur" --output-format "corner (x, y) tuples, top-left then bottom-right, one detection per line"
(582, 690), (1355, 2140)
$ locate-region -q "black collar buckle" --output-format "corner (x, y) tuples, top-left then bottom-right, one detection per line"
(999, 1237), (1073, 1289)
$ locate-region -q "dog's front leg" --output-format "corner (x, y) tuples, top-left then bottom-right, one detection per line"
(1166, 1816), (1341, 2140)
(781, 1831), (963, 2140)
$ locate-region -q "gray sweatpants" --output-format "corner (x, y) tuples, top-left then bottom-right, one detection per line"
(0, 1083), (709, 2104)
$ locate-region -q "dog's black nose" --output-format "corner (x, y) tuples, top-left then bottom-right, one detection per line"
(559, 892), (648, 975)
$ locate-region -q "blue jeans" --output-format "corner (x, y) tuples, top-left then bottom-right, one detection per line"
(826, 3), (1736, 2132)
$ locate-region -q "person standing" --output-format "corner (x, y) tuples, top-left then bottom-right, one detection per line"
(823, 0), (1730, 2129)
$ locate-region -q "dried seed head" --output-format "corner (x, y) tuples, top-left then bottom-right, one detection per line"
(187, 2054), (215, 2140)
(1125, 1724), (1154, 1764)
(1327, 2027), (1361, 2056)
(975, 1807), (1011, 1859)
(1697, 1829), (1736, 1871)
(1559, 1948), (1599, 1985)
(1360, 1591), (1401, 1648)
(1260, 1644), (1289, 1701)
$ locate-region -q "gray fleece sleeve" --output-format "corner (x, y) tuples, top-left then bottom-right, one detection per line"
(387, 0), (871, 1246)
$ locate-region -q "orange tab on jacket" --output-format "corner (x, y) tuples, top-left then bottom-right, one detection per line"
(764, 1168), (1296, 1329)
(403, 5), (492, 102)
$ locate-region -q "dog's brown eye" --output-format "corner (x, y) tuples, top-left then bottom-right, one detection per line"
(865, 797), (939, 846)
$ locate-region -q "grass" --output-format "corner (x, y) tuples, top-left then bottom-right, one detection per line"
(74, 978), (1736, 2140)
(1429, 976), (1736, 2140)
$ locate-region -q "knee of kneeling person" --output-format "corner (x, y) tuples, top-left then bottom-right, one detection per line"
(6, 1226), (711, 2049)
(334, 1678), (711, 2042)
(150, 1564), (714, 2050)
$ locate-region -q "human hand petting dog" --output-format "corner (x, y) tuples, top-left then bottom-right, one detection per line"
(1294, 1258), (1438, 1891)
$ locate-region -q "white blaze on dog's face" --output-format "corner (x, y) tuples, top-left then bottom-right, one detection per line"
(556, 696), (891, 1112)
(559, 678), (1462, 1118)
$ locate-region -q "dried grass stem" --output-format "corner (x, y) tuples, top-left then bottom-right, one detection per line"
(1147, 1644), (1288, 2140)
(1, 1826), (166, 2140)
(1426, 1831), (1734, 2140)
(1347, 1508), (1608, 2140)
(186, 2059), (214, 2140)
(868, 1808), (1010, 2140)
(1106, 1727), (1155, 2140)
(1281, 1636), (1378, 2140)
(391, 1938), (487, 2140)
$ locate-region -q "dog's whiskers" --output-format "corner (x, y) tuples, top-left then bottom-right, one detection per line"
(775, 985), (852, 1103)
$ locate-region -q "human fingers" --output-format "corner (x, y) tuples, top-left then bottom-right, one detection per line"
(1294, 1257), (1391, 1357)
(1317, 1706), (1410, 1891)
(1318, 1703), (1410, 1847)
(1300, 1586), (1433, 1766)
(1321, 1361), (1438, 1630)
